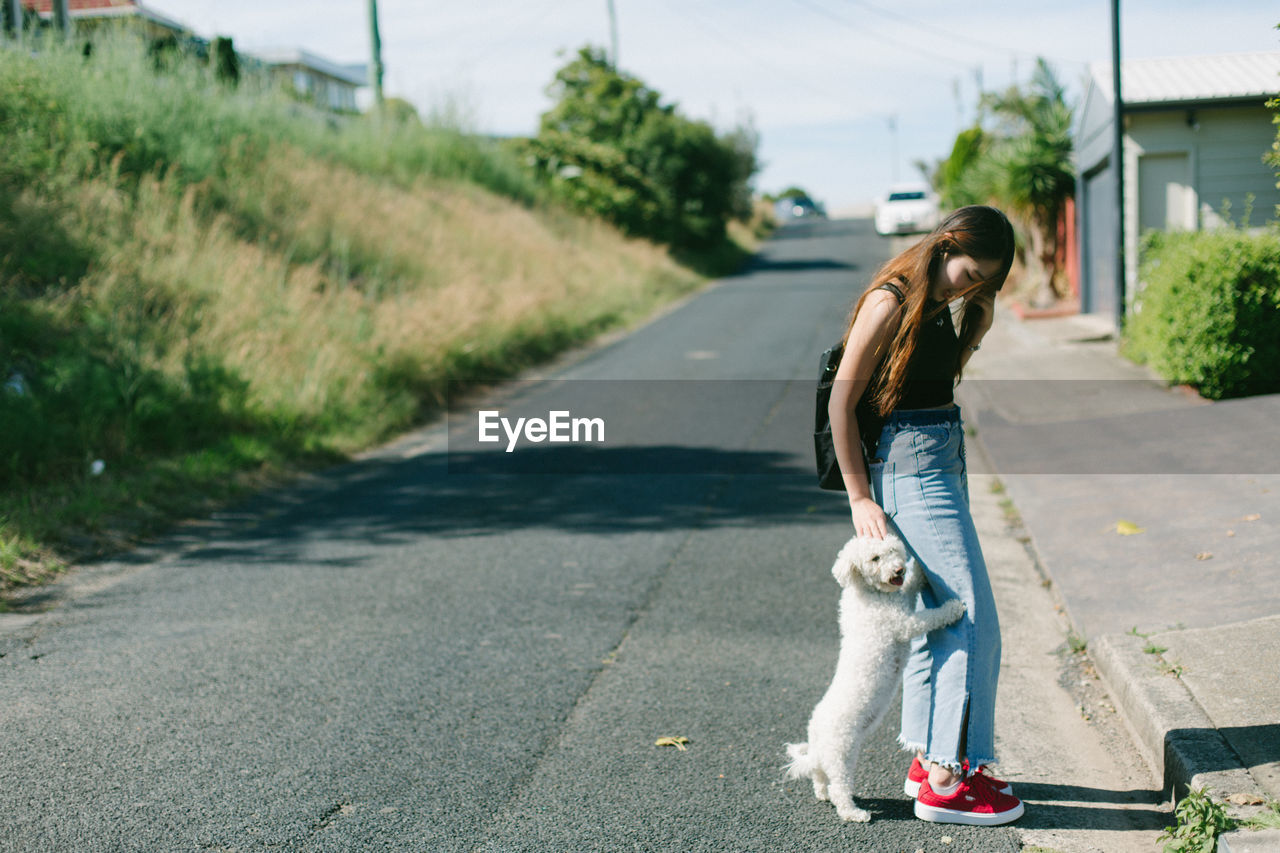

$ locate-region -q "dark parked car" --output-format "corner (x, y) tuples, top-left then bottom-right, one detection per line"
(773, 195), (826, 221)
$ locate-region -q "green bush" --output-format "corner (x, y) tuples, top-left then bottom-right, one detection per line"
(1124, 227), (1280, 399)
(526, 47), (758, 249)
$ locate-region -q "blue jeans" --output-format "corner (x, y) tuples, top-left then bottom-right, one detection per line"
(867, 405), (1001, 770)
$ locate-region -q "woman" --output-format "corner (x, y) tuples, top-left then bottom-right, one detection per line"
(827, 205), (1022, 826)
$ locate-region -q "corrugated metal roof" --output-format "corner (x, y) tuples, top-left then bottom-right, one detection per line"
(1089, 51), (1280, 105)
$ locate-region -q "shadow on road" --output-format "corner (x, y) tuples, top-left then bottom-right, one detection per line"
(745, 258), (856, 273)
(769, 220), (867, 240)
(112, 445), (849, 569)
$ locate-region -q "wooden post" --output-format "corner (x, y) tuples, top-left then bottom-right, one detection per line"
(368, 0), (384, 111)
(4, 0), (22, 41)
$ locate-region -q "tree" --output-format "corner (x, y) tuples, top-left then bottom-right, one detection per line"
(936, 59), (1075, 303)
(212, 36), (239, 87)
(936, 126), (992, 209)
(985, 59), (1075, 301)
(527, 47), (759, 248)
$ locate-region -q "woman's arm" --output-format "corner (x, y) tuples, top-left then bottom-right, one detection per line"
(828, 289), (902, 538)
(958, 288), (997, 370)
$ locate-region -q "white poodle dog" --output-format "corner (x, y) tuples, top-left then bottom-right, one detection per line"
(785, 534), (966, 822)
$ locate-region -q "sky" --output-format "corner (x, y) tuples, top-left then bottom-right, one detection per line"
(148, 0), (1280, 214)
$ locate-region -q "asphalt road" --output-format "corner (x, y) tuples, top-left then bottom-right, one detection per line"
(0, 219), (1022, 851)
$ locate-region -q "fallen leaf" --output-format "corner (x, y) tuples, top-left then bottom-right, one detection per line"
(655, 736), (689, 751)
(1115, 520), (1145, 536)
(1195, 552), (1213, 561)
(940, 836), (953, 845)
(1242, 514), (1261, 522)
(1226, 792), (1265, 806)
(1226, 529), (1236, 537)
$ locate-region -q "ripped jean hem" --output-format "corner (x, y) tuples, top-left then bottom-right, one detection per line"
(898, 734), (927, 755)
(924, 755), (964, 773)
(897, 735), (995, 773)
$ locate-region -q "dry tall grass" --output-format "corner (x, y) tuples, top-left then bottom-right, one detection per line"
(78, 150), (702, 448)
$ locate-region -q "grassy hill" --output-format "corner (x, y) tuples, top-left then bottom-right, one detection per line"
(0, 37), (753, 595)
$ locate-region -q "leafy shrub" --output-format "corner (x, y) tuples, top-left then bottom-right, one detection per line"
(1123, 227), (1280, 399)
(526, 47), (758, 249)
(1157, 787), (1234, 853)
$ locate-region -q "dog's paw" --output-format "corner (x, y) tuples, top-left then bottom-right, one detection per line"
(836, 805), (871, 823)
(943, 598), (967, 622)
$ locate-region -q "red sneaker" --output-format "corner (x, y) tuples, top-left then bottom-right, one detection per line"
(905, 757), (1013, 797)
(904, 756), (928, 797)
(966, 762), (1013, 795)
(914, 777), (1024, 826)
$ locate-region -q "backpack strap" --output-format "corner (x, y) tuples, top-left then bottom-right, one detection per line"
(875, 279), (906, 304)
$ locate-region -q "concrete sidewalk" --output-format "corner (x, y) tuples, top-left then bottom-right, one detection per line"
(956, 304), (1280, 850)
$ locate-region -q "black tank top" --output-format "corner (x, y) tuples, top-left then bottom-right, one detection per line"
(898, 297), (959, 409)
(854, 281), (960, 456)
(867, 281), (960, 411)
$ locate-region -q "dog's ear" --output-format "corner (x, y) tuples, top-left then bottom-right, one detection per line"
(831, 554), (855, 588)
(831, 538), (860, 587)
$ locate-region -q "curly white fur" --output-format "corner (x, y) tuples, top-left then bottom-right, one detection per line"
(785, 534), (966, 822)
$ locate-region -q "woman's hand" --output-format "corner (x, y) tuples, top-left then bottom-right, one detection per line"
(964, 288), (997, 334)
(850, 496), (889, 539)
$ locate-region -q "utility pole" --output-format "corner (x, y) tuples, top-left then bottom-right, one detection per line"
(887, 115), (898, 184)
(606, 0), (619, 67)
(53, 0), (70, 37)
(1111, 0), (1125, 329)
(972, 65), (985, 121)
(952, 77), (962, 133)
(368, 0), (385, 112)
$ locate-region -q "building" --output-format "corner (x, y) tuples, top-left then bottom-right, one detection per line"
(18, 0), (188, 40)
(247, 48), (368, 114)
(1074, 51), (1280, 324)
(15, 1), (368, 115)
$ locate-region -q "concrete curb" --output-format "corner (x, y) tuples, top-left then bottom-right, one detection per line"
(1220, 829), (1280, 853)
(1089, 631), (1262, 801)
(1091, 633), (1280, 853)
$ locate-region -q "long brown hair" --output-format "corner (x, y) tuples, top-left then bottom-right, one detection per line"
(842, 205), (1015, 417)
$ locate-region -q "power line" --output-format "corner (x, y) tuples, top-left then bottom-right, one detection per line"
(784, 0), (974, 68)
(654, 0), (872, 117)
(840, 0), (1090, 69)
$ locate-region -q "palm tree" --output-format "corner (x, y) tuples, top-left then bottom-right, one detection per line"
(936, 59), (1075, 304)
(983, 59), (1076, 303)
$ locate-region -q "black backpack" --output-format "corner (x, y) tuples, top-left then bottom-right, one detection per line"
(814, 281), (905, 490)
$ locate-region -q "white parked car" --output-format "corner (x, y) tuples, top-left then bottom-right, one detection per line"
(874, 185), (941, 236)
